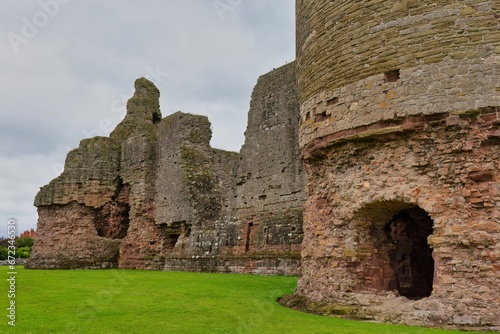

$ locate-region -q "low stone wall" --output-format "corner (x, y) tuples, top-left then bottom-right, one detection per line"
(0, 259), (27, 266)
(164, 256), (300, 276)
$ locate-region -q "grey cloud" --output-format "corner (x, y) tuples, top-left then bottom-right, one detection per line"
(0, 0), (295, 236)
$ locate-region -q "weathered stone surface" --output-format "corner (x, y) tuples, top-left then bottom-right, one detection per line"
(296, 0), (500, 107)
(294, 0), (500, 330)
(34, 136), (121, 208)
(27, 203), (121, 269)
(29, 63), (305, 275)
(228, 63), (305, 262)
(163, 63), (305, 273)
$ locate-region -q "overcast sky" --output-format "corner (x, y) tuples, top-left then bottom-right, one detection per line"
(0, 0), (296, 237)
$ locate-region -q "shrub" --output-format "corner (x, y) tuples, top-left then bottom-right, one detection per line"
(17, 246), (31, 259)
(0, 246), (7, 260)
(16, 236), (34, 248)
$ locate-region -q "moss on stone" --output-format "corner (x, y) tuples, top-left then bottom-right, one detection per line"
(180, 146), (221, 221)
(111, 77), (162, 143)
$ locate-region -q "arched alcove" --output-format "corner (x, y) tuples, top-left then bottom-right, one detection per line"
(385, 207), (434, 299)
(355, 201), (434, 300)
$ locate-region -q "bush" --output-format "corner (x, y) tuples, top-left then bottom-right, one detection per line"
(17, 236), (34, 248)
(0, 237), (35, 259)
(0, 237), (8, 248)
(17, 246), (31, 259)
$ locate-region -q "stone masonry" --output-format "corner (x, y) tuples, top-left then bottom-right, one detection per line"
(28, 62), (306, 275)
(285, 0), (500, 330)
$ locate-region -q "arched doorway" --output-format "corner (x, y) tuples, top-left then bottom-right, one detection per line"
(385, 207), (434, 299)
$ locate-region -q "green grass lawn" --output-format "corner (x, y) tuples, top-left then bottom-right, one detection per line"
(0, 266), (487, 334)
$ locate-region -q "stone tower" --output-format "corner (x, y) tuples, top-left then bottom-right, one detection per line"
(292, 0), (500, 329)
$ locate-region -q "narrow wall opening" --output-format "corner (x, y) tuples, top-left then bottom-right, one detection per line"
(244, 222), (253, 253)
(161, 222), (184, 251)
(164, 233), (181, 250)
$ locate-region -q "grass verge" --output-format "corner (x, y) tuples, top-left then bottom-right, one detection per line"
(0, 267), (487, 334)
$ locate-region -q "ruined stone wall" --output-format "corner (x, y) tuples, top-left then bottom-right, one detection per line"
(118, 134), (163, 270)
(156, 113), (203, 226)
(29, 63), (305, 275)
(29, 79), (164, 270)
(107, 79), (166, 270)
(165, 63), (305, 275)
(28, 137), (123, 269)
(230, 63), (305, 263)
(233, 63), (304, 216)
(292, 0), (500, 330)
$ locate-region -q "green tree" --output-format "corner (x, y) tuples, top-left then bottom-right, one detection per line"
(16, 236), (34, 248)
(0, 246), (7, 260)
(0, 237), (8, 248)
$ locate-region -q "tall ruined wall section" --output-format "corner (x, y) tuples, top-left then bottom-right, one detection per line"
(231, 63), (305, 261)
(29, 78), (166, 269)
(164, 63), (305, 274)
(233, 63), (304, 216)
(291, 0), (500, 330)
(29, 63), (305, 275)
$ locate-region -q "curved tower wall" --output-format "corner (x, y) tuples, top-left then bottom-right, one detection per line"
(297, 0), (500, 153)
(295, 0), (500, 329)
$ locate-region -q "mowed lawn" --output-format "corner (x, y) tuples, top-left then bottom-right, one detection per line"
(0, 267), (486, 334)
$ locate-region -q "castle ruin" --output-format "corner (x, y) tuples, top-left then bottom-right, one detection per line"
(28, 0), (500, 330)
(28, 63), (305, 275)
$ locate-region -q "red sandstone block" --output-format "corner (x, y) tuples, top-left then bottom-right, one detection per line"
(480, 113), (498, 123)
(469, 197), (484, 204)
(402, 122), (424, 131)
(371, 277), (386, 290)
(446, 115), (461, 127)
(469, 171), (493, 182)
(366, 122), (386, 131)
(316, 198), (328, 209)
(382, 265), (395, 279)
